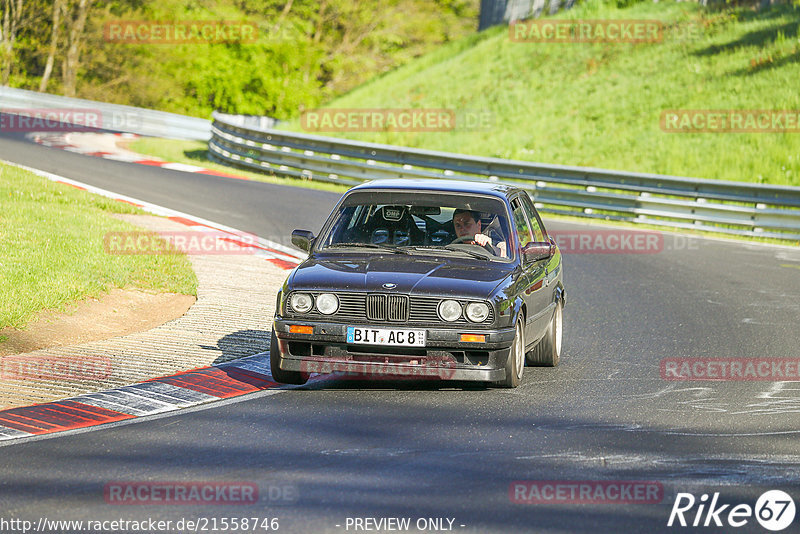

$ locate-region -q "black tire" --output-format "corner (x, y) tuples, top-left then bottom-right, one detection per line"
(269, 328), (308, 385)
(499, 316), (525, 388)
(526, 300), (562, 367)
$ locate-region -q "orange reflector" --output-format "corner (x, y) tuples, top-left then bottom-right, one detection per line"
(460, 334), (486, 343)
(289, 325), (313, 334)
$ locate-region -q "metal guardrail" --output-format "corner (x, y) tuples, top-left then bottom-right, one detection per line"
(0, 87), (211, 140)
(479, 0), (577, 31)
(209, 111), (800, 241)
(213, 112), (279, 131)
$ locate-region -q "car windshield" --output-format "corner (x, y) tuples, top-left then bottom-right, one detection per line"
(316, 190), (513, 261)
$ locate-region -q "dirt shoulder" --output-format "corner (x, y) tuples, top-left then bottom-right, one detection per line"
(0, 289), (195, 357)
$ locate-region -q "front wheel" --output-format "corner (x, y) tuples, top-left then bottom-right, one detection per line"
(526, 300), (562, 367)
(498, 316), (525, 388)
(269, 328), (308, 385)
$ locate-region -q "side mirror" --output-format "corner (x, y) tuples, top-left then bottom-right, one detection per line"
(522, 242), (552, 262)
(291, 229), (315, 252)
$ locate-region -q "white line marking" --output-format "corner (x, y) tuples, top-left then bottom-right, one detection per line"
(123, 381), (219, 406)
(161, 162), (206, 172)
(0, 426), (33, 439)
(76, 389), (183, 416)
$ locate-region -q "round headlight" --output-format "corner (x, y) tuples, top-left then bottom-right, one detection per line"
(438, 299), (462, 322)
(465, 302), (490, 323)
(290, 292), (313, 313)
(316, 293), (339, 315)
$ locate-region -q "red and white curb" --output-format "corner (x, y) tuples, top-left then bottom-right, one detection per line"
(6, 159), (305, 270)
(0, 353), (289, 441)
(30, 132), (253, 180)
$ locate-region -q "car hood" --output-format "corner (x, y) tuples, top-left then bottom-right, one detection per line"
(290, 254), (514, 300)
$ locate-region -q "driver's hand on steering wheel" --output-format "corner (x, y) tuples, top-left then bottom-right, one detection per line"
(473, 233), (492, 246)
(466, 233), (507, 257)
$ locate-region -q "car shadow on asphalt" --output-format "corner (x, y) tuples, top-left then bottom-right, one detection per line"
(298, 377), (491, 392)
(203, 329), (271, 364)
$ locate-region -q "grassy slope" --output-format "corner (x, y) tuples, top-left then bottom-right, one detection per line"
(282, 1), (800, 186)
(0, 163), (197, 329)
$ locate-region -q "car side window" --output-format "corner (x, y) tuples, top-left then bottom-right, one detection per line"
(511, 198), (534, 250)
(519, 193), (546, 242)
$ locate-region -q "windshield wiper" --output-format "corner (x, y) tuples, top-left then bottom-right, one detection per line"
(407, 245), (489, 261)
(327, 242), (409, 254)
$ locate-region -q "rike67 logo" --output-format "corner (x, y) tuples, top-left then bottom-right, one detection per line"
(668, 490), (796, 531)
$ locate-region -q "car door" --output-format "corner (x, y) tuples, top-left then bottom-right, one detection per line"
(518, 192), (558, 341)
(510, 195), (549, 345)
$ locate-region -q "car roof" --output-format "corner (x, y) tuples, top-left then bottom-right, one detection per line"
(348, 179), (521, 200)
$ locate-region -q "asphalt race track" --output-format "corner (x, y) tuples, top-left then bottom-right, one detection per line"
(1, 130), (799, 533)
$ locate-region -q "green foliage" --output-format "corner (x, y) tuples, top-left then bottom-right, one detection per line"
(6, 0), (479, 119)
(168, 42), (325, 118)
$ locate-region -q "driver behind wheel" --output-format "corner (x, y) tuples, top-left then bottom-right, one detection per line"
(452, 209), (507, 257)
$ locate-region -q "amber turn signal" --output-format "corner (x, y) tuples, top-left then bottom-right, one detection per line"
(459, 334), (486, 343)
(289, 325), (313, 334)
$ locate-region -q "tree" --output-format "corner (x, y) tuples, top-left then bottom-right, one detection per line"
(39, 0), (65, 91)
(1, 0), (24, 84)
(61, 0), (95, 96)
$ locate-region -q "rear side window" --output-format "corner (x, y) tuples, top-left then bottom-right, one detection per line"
(511, 198), (533, 250)
(519, 193), (546, 242)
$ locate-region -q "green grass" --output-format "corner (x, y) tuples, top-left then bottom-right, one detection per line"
(0, 163), (198, 330)
(126, 137), (350, 194)
(279, 0), (800, 186)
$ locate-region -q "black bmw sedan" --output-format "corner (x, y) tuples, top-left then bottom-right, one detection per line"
(270, 179), (565, 388)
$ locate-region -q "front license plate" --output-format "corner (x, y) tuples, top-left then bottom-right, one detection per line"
(346, 326), (426, 347)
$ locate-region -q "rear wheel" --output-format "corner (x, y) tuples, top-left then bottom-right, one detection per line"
(499, 316), (525, 388)
(269, 328), (308, 385)
(526, 300), (562, 367)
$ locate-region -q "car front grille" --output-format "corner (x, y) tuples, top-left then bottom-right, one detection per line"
(366, 294), (409, 322)
(287, 292), (494, 326)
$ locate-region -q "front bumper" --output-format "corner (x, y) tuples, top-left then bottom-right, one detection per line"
(273, 318), (515, 382)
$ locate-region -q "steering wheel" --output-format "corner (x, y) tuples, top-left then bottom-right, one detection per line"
(450, 234), (495, 254)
